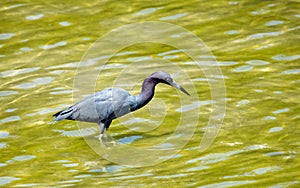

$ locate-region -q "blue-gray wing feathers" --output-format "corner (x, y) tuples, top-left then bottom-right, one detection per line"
(53, 88), (134, 123)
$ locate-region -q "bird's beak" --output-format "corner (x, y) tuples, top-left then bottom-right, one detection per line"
(170, 81), (190, 96)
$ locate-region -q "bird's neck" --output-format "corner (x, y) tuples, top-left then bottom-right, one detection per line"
(133, 77), (157, 110)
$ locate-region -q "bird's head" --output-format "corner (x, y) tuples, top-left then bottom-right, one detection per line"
(150, 71), (190, 96)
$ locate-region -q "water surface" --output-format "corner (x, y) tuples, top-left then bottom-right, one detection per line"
(0, 0), (299, 187)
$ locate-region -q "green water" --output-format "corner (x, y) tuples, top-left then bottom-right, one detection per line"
(1, 0), (299, 187)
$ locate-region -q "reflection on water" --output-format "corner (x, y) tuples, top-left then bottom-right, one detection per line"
(0, 0), (299, 187)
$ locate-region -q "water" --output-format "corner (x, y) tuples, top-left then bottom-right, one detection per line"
(1, 0), (299, 187)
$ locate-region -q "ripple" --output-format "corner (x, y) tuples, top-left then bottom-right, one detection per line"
(50, 90), (73, 95)
(59, 21), (71, 26)
(176, 100), (212, 112)
(162, 55), (179, 59)
(5, 4), (25, 9)
(154, 143), (175, 150)
(236, 99), (250, 107)
(155, 173), (188, 179)
(0, 142), (7, 149)
(187, 165), (209, 172)
(14, 77), (55, 89)
(62, 163), (79, 167)
(82, 37), (91, 41)
(171, 34), (181, 38)
(0, 131), (9, 139)
(27, 108), (59, 117)
(113, 51), (137, 57)
(127, 56), (152, 62)
(40, 41), (67, 50)
(73, 174), (91, 179)
(158, 174), (190, 181)
(118, 135), (142, 144)
(229, 1), (239, 5)
(248, 31), (283, 40)
(111, 173), (152, 181)
(255, 43), (275, 50)
(48, 56), (112, 69)
(246, 60), (269, 66)
(265, 20), (284, 26)
(233, 65), (253, 72)
(281, 69), (300, 75)
(159, 154), (182, 160)
(157, 49), (182, 57)
(7, 155), (36, 163)
(272, 54), (300, 61)
(88, 165), (123, 173)
(263, 116), (276, 120)
(191, 77), (209, 82)
(26, 14), (44, 20)
(69, 170), (78, 173)
(53, 127), (98, 137)
(0, 116), (21, 124)
(0, 163), (7, 167)
(97, 63), (126, 70)
(200, 55), (216, 59)
(0, 33), (15, 40)
(27, 104), (69, 117)
(20, 47), (33, 52)
(0, 67), (40, 77)
(49, 70), (68, 75)
(136, 7), (162, 16)
(224, 30), (240, 35)
(251, 9), (269, 15)
(251, 166), (281, 175)
(187, 149), (243, 165)
(14, 183), (43, 187)
(57, 179), (82, 186)
(53, 160), (72, 163)
(121, 117), (159, 126)
(218, 61), (239, 66)
(272, 108), (289, 114)
(160, 13), (187, 20)
(0, 90), (18, 97)
(265, 151), (285, 157)
(247, 144), (270, 150)
(254, 89), (264, 93)
(0, 176), (20, 186)
(47, 62), (78, 69)
(200, 180), (256, 188)
(268, 127), (283, 133)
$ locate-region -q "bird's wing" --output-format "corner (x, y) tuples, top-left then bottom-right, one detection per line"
(94, 88), (132, 121)
(64, 88), (131, 123)
(53, 88), (132, 123)
(53, 88), (112, 122)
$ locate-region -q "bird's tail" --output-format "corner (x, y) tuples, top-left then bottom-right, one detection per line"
(53, 106), (75, 121)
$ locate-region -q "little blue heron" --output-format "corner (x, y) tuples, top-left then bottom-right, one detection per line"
(53, 71), (190, 141)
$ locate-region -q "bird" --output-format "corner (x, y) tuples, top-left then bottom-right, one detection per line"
(53, 71), (190, 142)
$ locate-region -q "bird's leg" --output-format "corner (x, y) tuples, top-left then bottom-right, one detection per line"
(98, 123), (106, 143)
(99, 122), (106, 135)
(98, 122), (116, 147)
(99, 133), (104, 142)
(99, 134), (117, 148)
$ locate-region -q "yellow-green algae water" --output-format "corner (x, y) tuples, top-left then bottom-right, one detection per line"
(0, 0), (299, 187)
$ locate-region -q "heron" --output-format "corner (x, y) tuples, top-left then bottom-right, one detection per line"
(53, 71), (190, 143)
